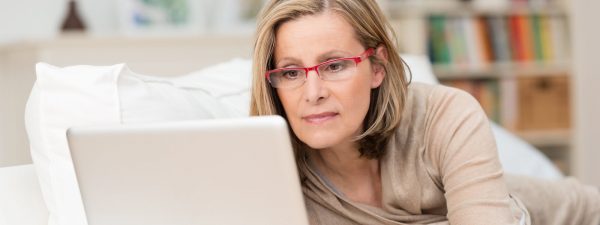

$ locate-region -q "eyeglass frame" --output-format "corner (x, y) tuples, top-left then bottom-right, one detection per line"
(265, 48), (375, 88)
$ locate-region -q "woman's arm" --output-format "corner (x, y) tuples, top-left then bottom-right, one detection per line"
(425, 86), (520, 225)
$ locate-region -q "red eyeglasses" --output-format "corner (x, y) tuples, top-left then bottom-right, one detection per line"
(266, 48), (375, 89)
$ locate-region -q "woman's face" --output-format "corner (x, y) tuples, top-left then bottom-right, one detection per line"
(273, 12), (385, 151)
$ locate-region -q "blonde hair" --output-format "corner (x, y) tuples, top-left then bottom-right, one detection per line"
(250, 0), (409, 159)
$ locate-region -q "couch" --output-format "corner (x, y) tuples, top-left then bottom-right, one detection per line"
(0, 54), (562, 225)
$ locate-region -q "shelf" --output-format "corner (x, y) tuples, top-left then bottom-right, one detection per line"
(388, 1), (568, 18)
(514, 129), (571, 148)
(432, 61), (571, 79)
(386, 0), (576, 176)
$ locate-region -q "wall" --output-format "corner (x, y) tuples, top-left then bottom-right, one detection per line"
(0, 0), (256, 44)
(571, 0), (600, 186)
(0, 0), (65, 43)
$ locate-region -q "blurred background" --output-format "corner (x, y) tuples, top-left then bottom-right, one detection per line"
(0, 0), (597, 185)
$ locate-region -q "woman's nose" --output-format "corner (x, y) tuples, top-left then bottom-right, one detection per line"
(303, 70), (328, 104)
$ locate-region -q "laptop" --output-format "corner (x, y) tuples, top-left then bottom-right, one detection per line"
(66, 116), (309, 225)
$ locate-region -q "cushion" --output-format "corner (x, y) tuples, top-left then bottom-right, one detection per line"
(0, 164), (47, 225)
(25, 60), (250, 225)
(491, 123), (563, 179)
(401, 55), (439, 85)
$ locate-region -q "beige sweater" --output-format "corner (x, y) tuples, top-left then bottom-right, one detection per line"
(299, 83), (600, 225)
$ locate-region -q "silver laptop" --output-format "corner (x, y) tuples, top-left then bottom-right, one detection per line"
(67, 116), (309, 225)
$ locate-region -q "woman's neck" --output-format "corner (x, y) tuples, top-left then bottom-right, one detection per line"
(309, 143), (377, 180)
(308, 142), (382, 208)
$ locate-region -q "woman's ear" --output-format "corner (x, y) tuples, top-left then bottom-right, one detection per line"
(371, 45), (388, 89)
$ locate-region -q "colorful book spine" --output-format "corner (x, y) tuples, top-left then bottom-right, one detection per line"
(483, 79), (501, 123)
(549, 15), (568, 62)
(428, 16), (451, 64)
(500, 77), (518, 130)
(508, 15), (525, 62)
(518, 15), (535, 62)
(476, 17), (494, 64)
(487, 16), (512, 62)
(531, 15), (544, 61)
(448, 17), (468, 66)
(463, 16), (483, 68)
(539, 15), (555, 61)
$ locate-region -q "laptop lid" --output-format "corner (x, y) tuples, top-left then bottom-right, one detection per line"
(67, 116), (308, 225)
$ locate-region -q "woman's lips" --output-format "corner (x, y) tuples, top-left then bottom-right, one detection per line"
(302, 112), (338, 124)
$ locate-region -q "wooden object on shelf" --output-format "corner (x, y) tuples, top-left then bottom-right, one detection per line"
(515, 129), (570, 147)
(516, 75), (570, 130)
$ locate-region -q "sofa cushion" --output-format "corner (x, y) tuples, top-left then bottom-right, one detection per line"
(0, 164), (47, 225)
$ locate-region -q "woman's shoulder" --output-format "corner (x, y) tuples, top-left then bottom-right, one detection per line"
(397, 82), (488, 158)
(407, 82), (483, 115)
(408, 82), (477, 104)
(393, 82), (483, 153)
(386, 83), (489, 201)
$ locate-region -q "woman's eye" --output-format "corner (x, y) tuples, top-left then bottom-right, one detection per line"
(326, 62), (345, 72)
(282, 70), (300, 79)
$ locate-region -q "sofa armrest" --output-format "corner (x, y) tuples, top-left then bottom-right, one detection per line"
(0, 164), (48, 225)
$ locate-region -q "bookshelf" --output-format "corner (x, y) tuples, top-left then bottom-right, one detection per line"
(386, 0), (573, 174)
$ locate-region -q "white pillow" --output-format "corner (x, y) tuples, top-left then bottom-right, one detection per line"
(401, 54), (439, 85)
(26, 64), (122, 225)
(25, 61), (249, 225)
(491, 123), (563, 179)
(174, 58), (252, 116)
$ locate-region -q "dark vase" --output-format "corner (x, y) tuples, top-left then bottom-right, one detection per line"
(61, 0), (86, 32)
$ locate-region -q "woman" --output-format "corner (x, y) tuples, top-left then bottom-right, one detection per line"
(250, 0), (600, 224)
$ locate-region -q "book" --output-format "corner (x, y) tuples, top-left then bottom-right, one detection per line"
(500, 77), (518, 130)
(428, 15), (451, 64)
(463, 16), (483, 68)
(508, 15), (525, 61)
(447, 17), (468, 66)
(518, 15), (535, 62)
(549, 15), (569, 62)
(487, 16), (512, 62)
(539, 15), (555, 61)
(476, 16), (494, 64)
(531, 15), (545, 61)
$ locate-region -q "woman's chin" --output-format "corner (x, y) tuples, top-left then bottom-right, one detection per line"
(294, 126), (359, 151)
(301, 138), (336, 150)
(305, 143), (330, 150)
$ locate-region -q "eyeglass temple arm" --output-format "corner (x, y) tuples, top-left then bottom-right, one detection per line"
(356, 48), (375, 63)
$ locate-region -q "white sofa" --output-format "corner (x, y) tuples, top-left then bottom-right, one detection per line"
(0, 54), (563, 225)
